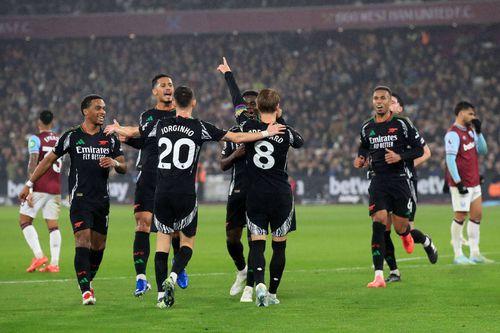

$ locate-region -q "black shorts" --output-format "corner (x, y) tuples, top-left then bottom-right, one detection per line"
(134, 171), (156, 214)
(246, 192), (296, 237)
(70, 199), (110, 235)
(226, 192), (247, 231)
(154, 192), (198, 237)
(368, 177), (416, 219)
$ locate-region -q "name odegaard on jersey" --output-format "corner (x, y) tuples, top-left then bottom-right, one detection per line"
(76, 146), (110, 160)
(161, 125), (194, 137)
(249, 129), (283, 143)
(368, 134), (398, 149)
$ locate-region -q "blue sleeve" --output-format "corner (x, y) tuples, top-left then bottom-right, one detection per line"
(475, 133), (488, 155)
(445, 131), (461, 183)
(28, 135), (41, 154)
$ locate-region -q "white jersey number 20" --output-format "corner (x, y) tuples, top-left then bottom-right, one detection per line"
(158, 137), (196, 170)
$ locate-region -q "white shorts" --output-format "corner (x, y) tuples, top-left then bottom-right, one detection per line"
(450, 185), (482, 212)
(19, 192), (61, 220)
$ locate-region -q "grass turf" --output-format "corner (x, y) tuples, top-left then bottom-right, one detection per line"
(0, 204), (499, 332)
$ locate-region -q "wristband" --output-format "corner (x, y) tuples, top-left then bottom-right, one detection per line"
(261, 130), (270, 138)
(113, 160), (119, 168)
(25, 180), (34, 188)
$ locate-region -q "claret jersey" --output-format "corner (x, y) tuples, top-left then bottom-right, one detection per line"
(29, 131), (61, 194)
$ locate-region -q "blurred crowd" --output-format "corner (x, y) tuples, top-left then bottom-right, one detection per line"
(1, 24), (499, 187)
(2, 0), (443, 16)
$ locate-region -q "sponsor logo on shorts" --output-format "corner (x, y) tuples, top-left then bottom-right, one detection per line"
(74, 221), (84, 228)
(369, 204), (375, 211)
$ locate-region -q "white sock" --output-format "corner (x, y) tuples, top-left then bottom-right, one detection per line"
(170, 272), (178, 284)
(451, 220), (464, 257)
(374, 270), (384, 279)
(136, 274), (146, 281)
(49, 229), (61, 266)
(390, 269), (400, 276)
(467, 220), (480, 257)
(157, 292), (164, 301)
(22, 225), (43, 258)
(239, 265), (248, 275)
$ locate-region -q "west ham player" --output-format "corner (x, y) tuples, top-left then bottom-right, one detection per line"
(220, 89), (258, 302)
(445, 101), (491, 264)
(105, 86), (285, 309)
(383, 93), (432, 283)
(19, 95), (127, 305)
(354, 86), (437, 288)
(122, 74), (188, 297)
(218, 57), (304, 307)
(19, 110), (62, 273)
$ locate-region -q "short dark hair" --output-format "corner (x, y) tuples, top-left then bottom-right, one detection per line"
(173, 86), (194, 108)
(242, 90), (258, 98)
(152, 74), (171, 89)
(392, 93), (404, 109)
(80, 94), (103, 115)
(39, 110), (53, 125)
(373, 85), (392, 96)
(454, 101), (475, 115)
(257, 89), (280, 113)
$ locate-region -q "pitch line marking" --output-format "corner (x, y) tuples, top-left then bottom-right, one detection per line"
(1, 252), (497, 285)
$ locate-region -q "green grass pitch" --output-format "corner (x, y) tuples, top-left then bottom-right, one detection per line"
(1, 204), (499, 332)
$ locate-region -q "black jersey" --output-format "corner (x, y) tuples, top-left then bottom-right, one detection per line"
(221, 126), (248, 195)
(238, 116), (303, 194)
(140, 116), (227, 195)
(223, 71), (304, 194)
(53, 125), (123, 203)
(125, 108), (176, 172)
(358, 113), (424, 178)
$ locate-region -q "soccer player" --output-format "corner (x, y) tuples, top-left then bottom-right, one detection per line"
(104, 85), (285, 309)
(354, 86), (437, 288)
(221, 89), (259, 302)
(445, 101), (491, 264)
(122, 74), (188, 297)
(19, 95), (127, 305)
(19, 110), (62, 273)
(218, 57), (304, 307)
(383, 93), (432, 283)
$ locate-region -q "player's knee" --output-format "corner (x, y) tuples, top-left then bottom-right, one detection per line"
(74, 231), (91, 248)
(226, 228), (242, 243)
(19, 221), (33, 230)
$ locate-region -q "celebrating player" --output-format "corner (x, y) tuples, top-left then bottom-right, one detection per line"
(383, 93), (432, 283)
(218, 57), (304, 307)
(19, 110), (62, 273)
(122, 74), (188, 297)
(445, 101), (492, 264)
(105, 85), (285, 309)
(354, 86), (437, 288)
(19, 95), (127, 305)
(220, 89), (259, 302)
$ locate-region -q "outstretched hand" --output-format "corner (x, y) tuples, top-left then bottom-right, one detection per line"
(217, 57), (231, 74)
(104, 119), (121, 136)
(266, 123), (286, 136)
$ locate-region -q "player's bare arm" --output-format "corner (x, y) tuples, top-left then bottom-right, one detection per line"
(19, 151), (59, 203)
(413, 144), (431, 168)
(99, 155), (127, 174)
(222, 123), (286, 143)
(220, 145), (245, 171)
(104, 119), (140, 138)
(27, 152), (39, 177)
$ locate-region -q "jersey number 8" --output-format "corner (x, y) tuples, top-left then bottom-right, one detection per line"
(158, 137), (196, 170)
(253, 140), (275, 170)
